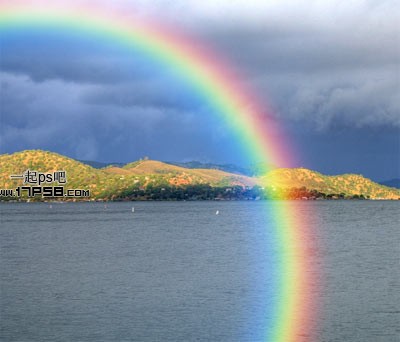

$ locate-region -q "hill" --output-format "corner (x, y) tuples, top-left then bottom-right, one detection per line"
(0, 150), (399, 201)
(261, 168), (400, 200)
(0, 151), (255, 201)
(105, 159), (255, 187)
(0, 150), (137, 199)
(80, 159), (275, 177)
(167, 161), (253, 176)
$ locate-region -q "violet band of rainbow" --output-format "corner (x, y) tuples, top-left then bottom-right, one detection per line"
(0, 2), (320, 341)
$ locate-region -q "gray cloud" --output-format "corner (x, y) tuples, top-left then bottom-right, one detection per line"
(259, 68), (400, 130)
(2, 0), (398, 130)
(1, 49), (149, 85)
(0, 72), (236, 164)
(81, 80), (204, 111)
(187, 2), (399, 130)
(1, 0), (399, 179)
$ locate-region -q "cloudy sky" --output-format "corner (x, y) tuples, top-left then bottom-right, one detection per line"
(1, 0), (399, 181)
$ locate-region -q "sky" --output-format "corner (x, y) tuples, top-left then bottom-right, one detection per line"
(0, 0), (399, 181)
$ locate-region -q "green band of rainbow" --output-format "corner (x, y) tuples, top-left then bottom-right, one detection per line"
(0, 2), (319, 341)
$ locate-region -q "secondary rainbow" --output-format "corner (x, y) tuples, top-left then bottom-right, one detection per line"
(0, 1), (318, 341)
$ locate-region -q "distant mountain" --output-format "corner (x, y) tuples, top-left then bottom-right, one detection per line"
(80, 158), (255, 176)
(78, 159), (125, 169)
(79, 158), (276, 177)
(1, 150), (399, 200)
(379, 178), (400, 189)
(168, 161), (277, 176)
(167, 161), (250, 175)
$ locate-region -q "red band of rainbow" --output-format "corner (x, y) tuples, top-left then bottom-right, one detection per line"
(0, 1), (320, 341)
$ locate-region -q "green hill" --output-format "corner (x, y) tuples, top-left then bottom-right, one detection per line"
(261, 168), (400, 200)
(0, 150), (135, 199)
(0, 150), (399, 201)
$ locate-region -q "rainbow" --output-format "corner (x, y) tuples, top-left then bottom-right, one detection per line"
(0, 1), (319, 341)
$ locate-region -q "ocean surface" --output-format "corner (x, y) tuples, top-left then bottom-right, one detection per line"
(0, 201), (399, 342)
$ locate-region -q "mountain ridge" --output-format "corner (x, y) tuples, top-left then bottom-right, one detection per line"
(1, 150), (399, 200)
(78, 158), (271, 176)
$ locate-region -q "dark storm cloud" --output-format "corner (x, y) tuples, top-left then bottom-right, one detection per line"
(1, 0), (399, 179)
(2, 0), (397, 130)
(191, 8), (399, 130)
(257, 69), (399, 130)
(205, 27), (398, 74)
(81, 80), (205, 111)
(0, 71), (237, 164)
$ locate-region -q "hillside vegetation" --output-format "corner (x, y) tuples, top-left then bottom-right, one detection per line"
(0, 150), (399, 201)
(261, 168), (400, 200)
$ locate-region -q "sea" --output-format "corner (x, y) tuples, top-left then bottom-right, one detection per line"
(0, 201), (399, 342)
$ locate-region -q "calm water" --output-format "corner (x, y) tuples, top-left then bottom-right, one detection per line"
(0, 201), (399, 342)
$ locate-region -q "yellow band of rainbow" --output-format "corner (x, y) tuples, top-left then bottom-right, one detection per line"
(0, 2), (320, 341)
